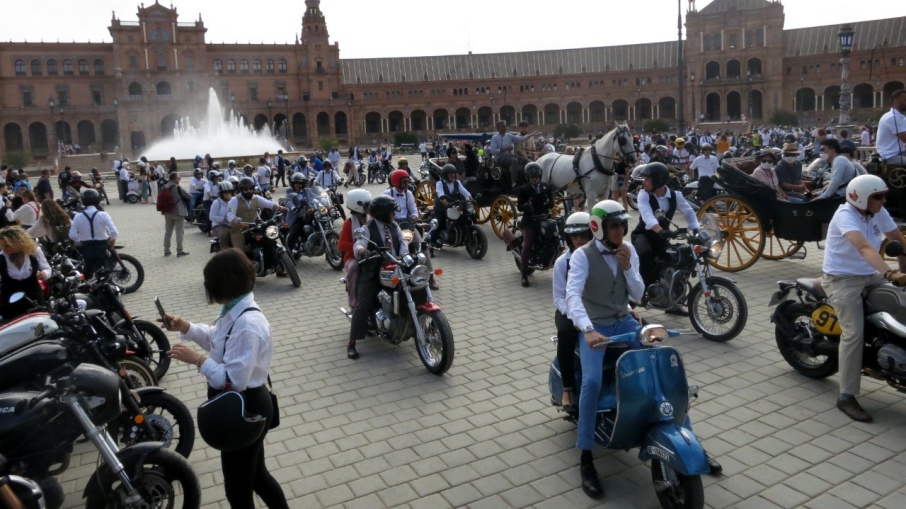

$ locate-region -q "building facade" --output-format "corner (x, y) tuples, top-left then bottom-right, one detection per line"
(1, 0), (905, 160)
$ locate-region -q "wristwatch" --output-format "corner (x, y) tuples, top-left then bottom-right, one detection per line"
(583, 324), (595, 333)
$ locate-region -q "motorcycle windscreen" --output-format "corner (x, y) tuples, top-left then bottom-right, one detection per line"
(602, 347), (690, 450)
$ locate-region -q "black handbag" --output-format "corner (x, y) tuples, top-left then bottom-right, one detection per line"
(266, 375), (279, 429)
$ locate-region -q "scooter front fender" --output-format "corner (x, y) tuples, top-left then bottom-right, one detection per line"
(638, 423), (709, 476)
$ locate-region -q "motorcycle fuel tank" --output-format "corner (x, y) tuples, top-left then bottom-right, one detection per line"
(866, 286), (906, 324)
(0, 313), (59, 357)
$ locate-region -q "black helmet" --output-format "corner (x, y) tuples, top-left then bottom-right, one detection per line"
(639, 162), (670, 189)
(197, 391), (267, 452)
(369, 195), (399, 221)
(784, 133), (796, 143)
(290, 173), (307, 185)
(243, 164), (254, 173)
(82, 189), (101, 207)
(442, 164), (458, 176)
(238, 176), (256, 190)
(722, 150), (734, 160)
(525, 162), (542, 179)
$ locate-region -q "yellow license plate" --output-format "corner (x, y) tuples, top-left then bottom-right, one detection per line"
(811, 304), (842, 336)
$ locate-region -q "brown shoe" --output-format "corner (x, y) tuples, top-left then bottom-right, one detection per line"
(837, 397), (873, 422)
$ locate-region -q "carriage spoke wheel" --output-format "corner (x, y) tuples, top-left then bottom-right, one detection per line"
(474, 204), (491, 224)
(697, 196), (764, 272)
(551, 192), (569, 217)
(490, 196), (518, 239)
(881, 224), (906, 262)
(415, 181), (436, 215)
(761, 228), (805, 260)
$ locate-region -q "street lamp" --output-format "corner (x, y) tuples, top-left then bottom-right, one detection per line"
(48, 97), (57, 154)
(347, 94), (355, 145)
(690, 73), (696, 126)
(837, 24), (855, 127)
(277, 94), (290, 143)
(798, 77), (804, 113)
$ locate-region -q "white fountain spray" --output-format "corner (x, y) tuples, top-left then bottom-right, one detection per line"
(141, 88), (284, 161)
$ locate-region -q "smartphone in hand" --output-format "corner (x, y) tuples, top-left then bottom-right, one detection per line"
(154, 297), (170, 328)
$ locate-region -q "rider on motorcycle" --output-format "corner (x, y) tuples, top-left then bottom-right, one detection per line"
(189, 169), (205, 212)
(565, 199), (645, 500)
(432, 164), (473, 246)
(348, 195), (409, 360)
(339, 189), (372, 316)
(516, 162), (553, 287)
(397, 158), (419, 184)
(284, 173), (317, 260)
(224, 159), (238, 179)
(822, 175), (906, 422)
(385, 169), (438, 290)
(226, 177), (287, 251)
(631, 162), (700, 315)
(209, 181), (235, 249)
(315, 161), (342, 188)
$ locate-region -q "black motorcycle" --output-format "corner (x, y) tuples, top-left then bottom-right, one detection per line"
(281, 187), (344, 271)
(0, 452), (46, 509)
(325, 183), (347, 220)
(511, 214), (567, 274)
(50, 239), (144, 294)
(424, 199), (488, 260)
(641, 212), (748, 342)
(212, 212), (301, 287)
(192, 202), (212, 234)
(368, 161), (389, 184)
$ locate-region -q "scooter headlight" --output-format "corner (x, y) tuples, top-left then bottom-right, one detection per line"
(314, 211), (323, 220)
(639, 324), (668, 345)
(320, 206), (329, 215)
(409, 265), (431, 288)
(265, 225), (279, 239)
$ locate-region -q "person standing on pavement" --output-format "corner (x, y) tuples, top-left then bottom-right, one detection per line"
(274, 150), (287, 188)
(118, 160), (131, 203)
(822, 175), (906, 422)
(35, 169), (53, 202)
(161, 172), (191, 257)
(256, 158), (272, 193)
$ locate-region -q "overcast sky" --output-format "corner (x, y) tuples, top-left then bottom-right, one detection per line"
(1, 0), (902, 58)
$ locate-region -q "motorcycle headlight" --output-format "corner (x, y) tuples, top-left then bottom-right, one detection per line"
(402, 254), (415, 267)
(416, 252), (427, 266)
(265, 225), (279, 239)
(314, 211), (323, 220)
(320, 206), (328, 215)
(466, 202), (475, 213)
(707, 239), (722, 259)
(329, 208), (339, 219)
(410, 265), (431, 287)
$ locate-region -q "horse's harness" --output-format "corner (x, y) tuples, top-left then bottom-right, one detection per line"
(554, 128), (637, 197)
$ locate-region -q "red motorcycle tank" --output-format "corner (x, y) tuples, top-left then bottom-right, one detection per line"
(0, 313), (60, 357)
(865, 285), (906, 325)
(379, 262), (398, 288)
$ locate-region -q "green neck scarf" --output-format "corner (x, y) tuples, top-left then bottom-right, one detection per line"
(218, 293), (250, 319)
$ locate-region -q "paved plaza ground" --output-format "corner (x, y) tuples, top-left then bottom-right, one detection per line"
(56, 175), (906, 508)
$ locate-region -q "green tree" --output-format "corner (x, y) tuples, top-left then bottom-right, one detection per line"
(643, 119), (671, 133)
(553, 123), (581, 140)
(3, 150), (27, 169)
(769, 109), (799, 127)
(318, 136), (339, 153)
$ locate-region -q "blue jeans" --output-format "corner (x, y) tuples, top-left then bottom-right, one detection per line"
(577, 315), (640, 451)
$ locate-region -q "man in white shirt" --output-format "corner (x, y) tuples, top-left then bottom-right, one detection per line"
(118, 160), (131, 203)
(876, 89), (906, 165)
(688, 143), (719, 180)
(68, 189), (118, 277)
(860, 126), (871, 148)
(418, 142), (428, 162)
(256, 158), (272, 192)
(314, 161), (342, 188)
(821, 175), (906, 422)
(489, 121), (540, 191)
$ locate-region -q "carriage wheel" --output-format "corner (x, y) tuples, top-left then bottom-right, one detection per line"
(415, 181), (436, 214)
(551, 192), (570, 217)
(490, 196), (518, 239)
(474, 204), (491, 224)
(697, 196), (764, 272)
(761, 228), (804, 260)
(881, 224), (906, 262)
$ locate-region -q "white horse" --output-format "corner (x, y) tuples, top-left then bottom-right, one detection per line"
(537, 123), (638, 211)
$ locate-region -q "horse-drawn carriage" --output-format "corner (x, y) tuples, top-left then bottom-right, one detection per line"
(694, 162), (843, 272)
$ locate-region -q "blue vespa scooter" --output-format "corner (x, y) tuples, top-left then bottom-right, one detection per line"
(548, 324), (708, 509)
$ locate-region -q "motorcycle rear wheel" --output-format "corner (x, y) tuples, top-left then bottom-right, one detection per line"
(84, 448), (201, 509)
(650, 459), (704, 509)
(111, 391), (196, 459)
(280, 251), (302, 288)
(119, 357), (158, 388)
(774, 302), (839, 378)
(688, 278), (747, 342)
(466, 225), (488, 260)
(118, 319), (171, 381)
(416, 310), (454, 375)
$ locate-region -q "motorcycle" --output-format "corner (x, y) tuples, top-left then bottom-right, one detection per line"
(281, 187), (344, 271)
(211, 212), (301, 287)
(641, 212), (748, 342)
(0, 363), (200, 509)
(192, 202), (212, 234)
(627, 163), (690, 211)
(91, 176), (111, 205)
(0, 452), (47, 509)
(339, 228), (454, 374)
(510, 214), (567, 274)
(770, 241), (906, 389)
(423, 199), (488, 260)
(49, 240), (144, 295)
(325, 183), (347, 220)
(547, 325), (709, 509)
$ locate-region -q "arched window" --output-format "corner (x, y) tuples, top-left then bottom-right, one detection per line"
(253, 59), (262, 73)
(14, 60), (25, 75)
(278, 59), (287, 72)
(227, 60), (236, 73)
(240, 59), (249, 73)
(62, 60), (73, 75)
(94, 59), (105, 75)
(214, 59), (223, 73)
(78, 59), (89, 74)
(31, 59), (42, 76)
(266, 59), (275, 72)
(47, 59), (58, 75)
(128, 81), (143, 96)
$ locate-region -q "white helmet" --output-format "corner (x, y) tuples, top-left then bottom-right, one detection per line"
(563, 212), (591, 235)
(846, 174), (887, 210)
(347, 189), (373, 215)
(589, 200), (630, 241)
(227, 159), (237, 167)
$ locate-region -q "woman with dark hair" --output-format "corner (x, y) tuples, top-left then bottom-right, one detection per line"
(12, 189), (40, 229)
(463, 143), (480, 179)
(28, 199), (71, 246)
(164, 248), (289, 509)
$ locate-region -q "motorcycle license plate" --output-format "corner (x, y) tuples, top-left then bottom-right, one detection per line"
(810, 304), (842, 335)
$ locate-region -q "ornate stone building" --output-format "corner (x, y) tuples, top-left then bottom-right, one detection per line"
(1, 0), (905, 160)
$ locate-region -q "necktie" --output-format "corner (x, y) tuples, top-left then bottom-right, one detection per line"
(536, 185), (541, 194)
(384, 224), (392, 249)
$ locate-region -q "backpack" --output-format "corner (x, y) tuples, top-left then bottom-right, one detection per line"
(156, 186), (176, 213)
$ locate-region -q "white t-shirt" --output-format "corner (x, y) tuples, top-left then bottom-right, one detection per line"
(876, 108), (906, 160)
(256, 166), (271, 186)
(823, 203), (896, 276)
(689, 154), (719, 178)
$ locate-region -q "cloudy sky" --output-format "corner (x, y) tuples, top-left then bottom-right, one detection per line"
(1, 0), (902, 58)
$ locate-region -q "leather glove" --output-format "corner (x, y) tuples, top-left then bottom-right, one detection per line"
(886, 270), (906, 287)
(659, 229), (676, 240)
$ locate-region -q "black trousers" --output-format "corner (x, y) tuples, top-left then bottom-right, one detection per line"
(631, 230), (668, 290)
(213, 385), (289, 509)
(350, 267), (381, 340)
(275, 169), (286, 187)
(80, 241), (109, 280)
(555, 310), (579, 391)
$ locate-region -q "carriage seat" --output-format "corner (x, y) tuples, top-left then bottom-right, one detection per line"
(796, 277), (827, 299)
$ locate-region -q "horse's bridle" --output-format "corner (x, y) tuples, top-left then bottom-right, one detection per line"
(591, 126), (637, 166)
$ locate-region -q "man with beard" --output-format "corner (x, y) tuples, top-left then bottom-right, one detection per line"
(226, 177), (287, 252)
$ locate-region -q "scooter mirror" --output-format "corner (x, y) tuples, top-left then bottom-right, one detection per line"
(639, 324), (668, 345)
(8, 291), (25, 304)
(353, 227), (367, 240)
(884, 241), (904, 258)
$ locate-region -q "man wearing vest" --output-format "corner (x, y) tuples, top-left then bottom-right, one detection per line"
(565, 200), (645, 499)
(432, 164), (473, 246)
(631, 162), (700, 315)
(516, 162), (553, 287)
(68, 189), (118, 278)
(275, 150), (287, 188)
(348, 195), (409, 360)
(227, 177), (287, 252)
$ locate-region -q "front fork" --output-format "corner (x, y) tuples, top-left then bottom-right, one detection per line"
(695, 261), (719, 313)
(64, 394), (141, 504)
(402, 286), (427, 345)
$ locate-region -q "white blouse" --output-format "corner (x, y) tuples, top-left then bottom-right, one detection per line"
(1, 246), (50, 281)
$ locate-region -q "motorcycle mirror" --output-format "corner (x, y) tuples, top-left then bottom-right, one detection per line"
(353, 227), (367, 240)
(884, 241), (904, 258)
(9, 291), (26, 304)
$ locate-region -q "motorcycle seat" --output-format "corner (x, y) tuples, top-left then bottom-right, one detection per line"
(796, 277), (827, 299)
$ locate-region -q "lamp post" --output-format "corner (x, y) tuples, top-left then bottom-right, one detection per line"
(690, 73), (696, 126)
(277, 94), (290, 144)
(676, 0), (685, 132)
(267, 99), (273, 134)
(112, 99), (120, 153)
(798, 77), (804, 114)
(837, 24), (855, 128)
(347, 94), (354, 145)
(637, 87), (642, 125)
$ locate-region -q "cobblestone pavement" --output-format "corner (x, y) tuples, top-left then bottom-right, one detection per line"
(56, 175), (906, 508)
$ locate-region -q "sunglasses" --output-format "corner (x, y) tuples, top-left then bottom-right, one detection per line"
(870, 194), (887, 201)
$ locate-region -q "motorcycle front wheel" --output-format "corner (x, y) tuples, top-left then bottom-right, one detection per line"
(112, 391), (196, 459)
(118, 319), (171, 381)
(466, 225), (488, 260)
(355, 171), (366, 187)
(688, 278), (747, 342)
(325, 233), (344, 271)
(375, 171), (387, 185)
(650, 459), (704, 509)
(627, 191), (639, 211)
(280, 251), (302, 288)
(118, 357), (158, 388)
(108, 253), (144, 294)
(774, 302), (839, 378)
(84, 448), (201, 509)
(416, 310), (454, 375)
